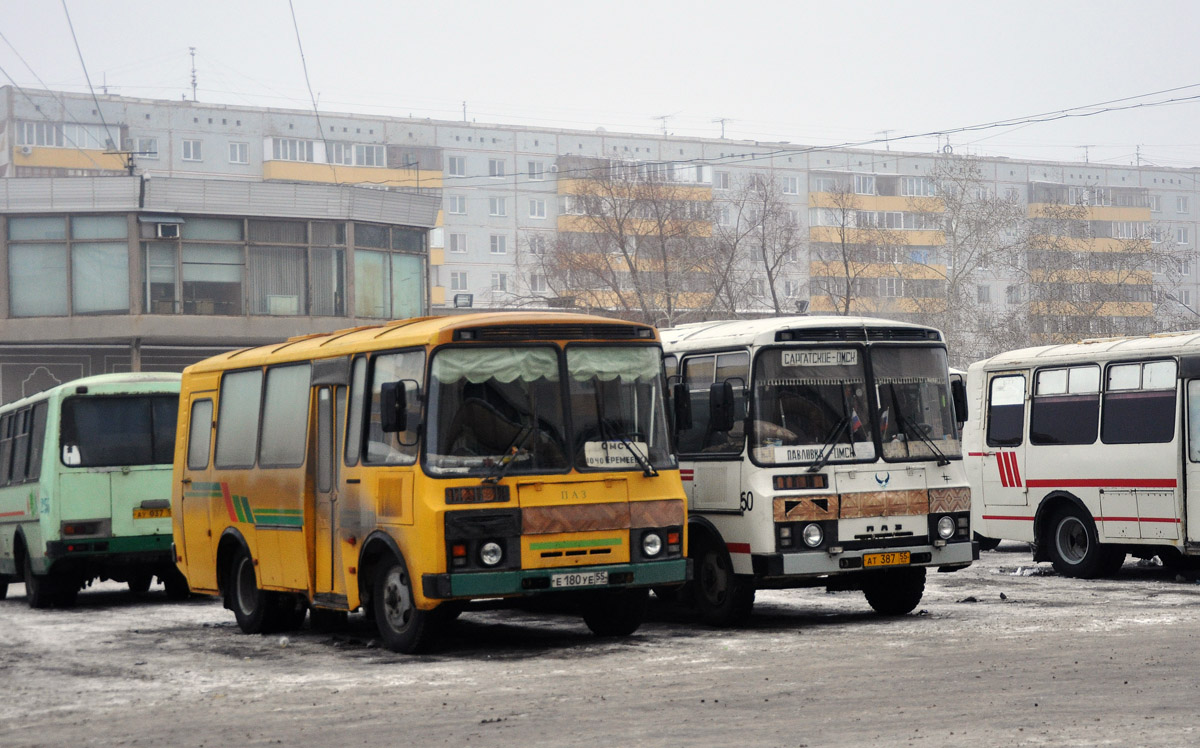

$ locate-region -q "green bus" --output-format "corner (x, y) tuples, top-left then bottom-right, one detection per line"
(0, 373), (187, 607)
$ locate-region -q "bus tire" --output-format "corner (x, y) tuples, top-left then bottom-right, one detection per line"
(162, 567), (191, 601)
(372, 555), (435, 654)
(863, 566), (926, 615)
(23, 554), (58, 610)
(1047, 505), (1111, 579)
(692, 537), (755, 626)
(229, 547), (278, 634)
(974, 533), (1002, 552)
(127, 572), (153, 594)
(582, 588), (648, 637)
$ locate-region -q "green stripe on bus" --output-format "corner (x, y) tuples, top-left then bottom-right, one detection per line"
(254, 509), (303, 515)
(529, 537), (623, 551)
(192, 482), (221, 491)
(233, 497), (248, 523)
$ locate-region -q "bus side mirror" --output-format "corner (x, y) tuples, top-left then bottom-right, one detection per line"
(672, 382), (693, 431)
(951, 378), (968, 425)
(709, 381), (735, 432)
(380, 382), (406, 433)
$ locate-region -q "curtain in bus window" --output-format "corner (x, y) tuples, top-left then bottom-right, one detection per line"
(1030, 366), (1099, 445)
(987, 375), (1026, 447)
(248, 246), (306, 316)
(182, 244), (244, 315)
(390, 254), (423, 319)
(431, 348), (559, 384)
(9, 244), (68, 317)
(72, 243), (130, 314)
(566, 347), (662, 382)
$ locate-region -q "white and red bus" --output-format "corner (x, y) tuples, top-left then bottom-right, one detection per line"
(965, 330), (1200, 576)
(662, 316), (973, 625)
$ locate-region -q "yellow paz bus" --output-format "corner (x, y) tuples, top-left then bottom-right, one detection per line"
(172, 312), (688, 653)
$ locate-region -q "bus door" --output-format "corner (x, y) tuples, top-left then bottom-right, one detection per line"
(978, 371), (1029, 508)
(311, 357), (351, 603)
(180, 392), (218, 591)
(1182, 379), (1200, 544)
(678, 352), (748, 513)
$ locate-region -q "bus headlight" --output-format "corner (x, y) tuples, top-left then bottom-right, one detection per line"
(479, 541), (504, 567)
(936, 516), (956, 540)
(802, 523), (824, 548)
(641, 531), (663, 558)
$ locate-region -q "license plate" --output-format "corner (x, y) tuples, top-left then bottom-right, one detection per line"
(863, 551), (910, 568)
(133, 508), (170, 520)
(550, 571), (608, 589)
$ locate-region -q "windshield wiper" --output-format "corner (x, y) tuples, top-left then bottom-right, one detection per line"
(593, 388), (657, 478)
(886, 383), (950, 467)
(807, 414), (851, 473)
(482, 422), (535, 485)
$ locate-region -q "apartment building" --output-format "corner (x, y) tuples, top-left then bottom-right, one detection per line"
(1, 85), (1197, 398)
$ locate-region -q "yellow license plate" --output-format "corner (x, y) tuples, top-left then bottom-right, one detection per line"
(133, 508), (170, 520)
(863, 551), (910, 567)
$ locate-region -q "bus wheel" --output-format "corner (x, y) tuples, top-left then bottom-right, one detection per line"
(974, 533), (1002, 552)
(582, 588), (648, 637)
(1047, 505), (1115, 579)
(692, 538), (755, 626)
(230, 548), (277, 634)
(23, 554), (58, 610)
(863, 566), (926, 615)
(161, 567), (191, 601)
(127, 572), (153, 594)
(372, 555), (434, 654)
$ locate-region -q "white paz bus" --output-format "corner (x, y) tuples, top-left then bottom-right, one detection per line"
(965, 330), (1200, 577)
(662, 316), (974, 625)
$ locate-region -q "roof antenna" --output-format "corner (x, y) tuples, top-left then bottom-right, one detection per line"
(189, 46), (197, 101)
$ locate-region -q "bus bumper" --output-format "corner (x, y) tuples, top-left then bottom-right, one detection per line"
(770, 540), (974, 577)
(421, 558), (689, 599)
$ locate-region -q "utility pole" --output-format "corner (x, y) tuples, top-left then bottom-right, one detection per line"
(189, 47), (197, 102)
(712, 117), (731, 139)
(1078, 144), (1093, 163)
(462, 101), (467, 122)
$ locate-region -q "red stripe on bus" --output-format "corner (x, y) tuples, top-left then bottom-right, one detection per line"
(982, 514), (1034, 521)
(1025, 479), (1177, 489)
(0, 510), (25, 517)
(726, 542), (752, 554)
(1007, 453), (1023, 487)
(1097, 516), (1182, 524)
(221, 483), (238, 522)
(967, 452), (987, 457)
(997, 452), (1013, 488)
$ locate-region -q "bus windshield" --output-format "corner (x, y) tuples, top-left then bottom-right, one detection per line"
(566, 345), (675, 472)
(60, 395), (178, 467)
(751, 348), (874, 465)
(426, 346), (569, 476)
(874, 346), (960, 461)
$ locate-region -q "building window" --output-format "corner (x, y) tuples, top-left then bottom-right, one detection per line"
(1179, 259), (1193, 275)
(448, 233), (468, 253)
(229, 142), (249, 164)
(447, 156), (465, 177)
(136, 137), (159, 159)
(529, 198), (546, 219)
(1179, 196), (1190, 214)
(714, 171), (730, 190)
(272, 138), (314, 162)
(1181, 289), (1193, 306)
(488, 158), (505, 178)
(490, 234), (507, 254)
(327, 142), (352, 165)
(355, 248), (424, 319)
(182, 139), (203, 161)
(354, 144), (385, 167)
(879, 277), (901, 297)
(447, 195), (467, 215)
(854, 174), (875, 195)
(977, 284), (991, 303)
(528, 234), (547, 255)
(782, 176), (799, 195)
(1149, 195), (1161, 212)
(18, 121), (63, 147)
(530, 273), (547, 293)
(528, 161), (544, 180)
(1178, 227), (1190, 245)
(491, 271), (508, 292)
(1006, 285), (1021, 304)
(488, 197), (507, 217)
(450, 271), (468, 291)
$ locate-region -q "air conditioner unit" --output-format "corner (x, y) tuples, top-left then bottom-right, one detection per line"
(156, 223), (180, 239)
(19, 145), (33, 156)
(549, 164), (558, 173)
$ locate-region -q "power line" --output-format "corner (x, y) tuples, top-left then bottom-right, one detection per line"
(287, 0), (339, 185)
(0, 64), (107, 172)
(60, 0), (116, 151)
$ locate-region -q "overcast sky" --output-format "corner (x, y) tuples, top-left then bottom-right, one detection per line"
(2, 0), (1198, 168)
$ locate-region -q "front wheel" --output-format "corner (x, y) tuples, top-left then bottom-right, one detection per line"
(863, 566), (926, 615)
(372, 555), (435, 654)
(582, 588), (648, 637)
(692, 537), (755, 626)
(1047, 505), (1120, 579)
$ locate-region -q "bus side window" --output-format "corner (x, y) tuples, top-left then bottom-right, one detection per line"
(1188, 381), (1200, 462)
(1102, 360), (1177, 444)
(986, 374), (1026, 447)
(214, 369), (264, 469)
(345, 356), (367, 467)
(26, 402), (47, 479)
(10, 409), (30, 483)
(1030, 365), (1099, 445)
(0, 413), (11, 485)
(259, 364), (312, 468)
(187, 399), (214, 470)
(365, 350), (425, 465)
(676, 355), (714, 454)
